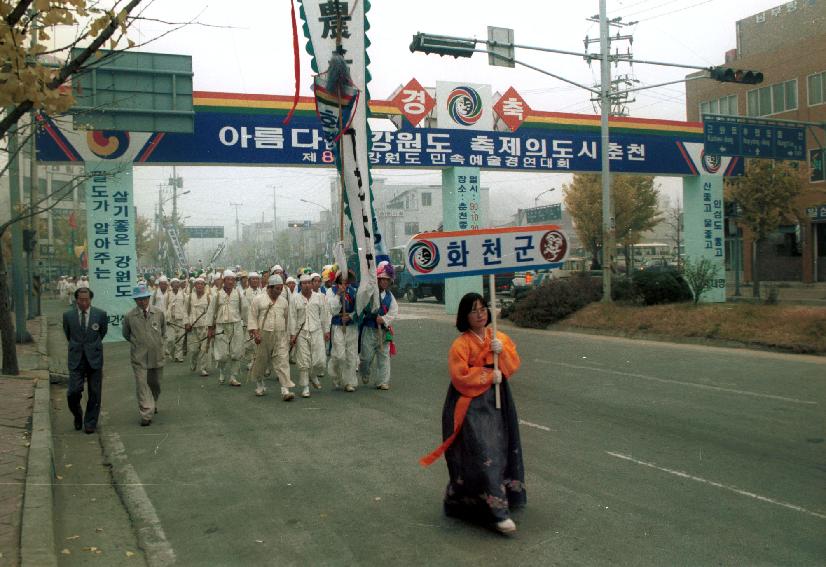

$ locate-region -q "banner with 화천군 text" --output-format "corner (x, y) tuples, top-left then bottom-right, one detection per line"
(404, 225), (569, 280)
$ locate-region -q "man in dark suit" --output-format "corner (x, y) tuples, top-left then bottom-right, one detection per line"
(62, 287), (108, 433)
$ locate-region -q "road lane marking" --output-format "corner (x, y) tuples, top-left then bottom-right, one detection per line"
(539, 360), (817, 405)
(519, 419), (553, 432)
(606, 451), (826, 521)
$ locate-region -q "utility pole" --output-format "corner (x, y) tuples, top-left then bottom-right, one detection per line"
(229, 202), (243, 241)
(272, 185), (278, 262)
(8, 125), (32, 342)
(586, 5), (634, 302)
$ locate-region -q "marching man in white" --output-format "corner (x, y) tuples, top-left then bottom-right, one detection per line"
(247, 275), (295, 401)
(243, 271), (264, 368)
(206, 270), (248, 387)
(150, 275), (170, 312)
(165, 278), (188, 362)
(289, 273), (330, 398)
(326, 268), (359, 392)
(186, 276), (211, 376)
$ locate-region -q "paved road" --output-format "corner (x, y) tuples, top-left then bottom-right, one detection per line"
(47, 299), (826, 566)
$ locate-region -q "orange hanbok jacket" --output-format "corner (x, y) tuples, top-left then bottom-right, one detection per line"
(420, 327), (520, 467)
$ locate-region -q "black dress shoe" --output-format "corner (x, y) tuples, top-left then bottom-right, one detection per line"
(140, 418), (151, 427)
(73, 413), (83, 431)
(84, 426), (96, 434)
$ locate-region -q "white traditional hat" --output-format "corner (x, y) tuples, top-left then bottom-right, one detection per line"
(222, 269), (236, 278)
(77, 281), (89, 289)
(310, 272), (321, 280)
(299, 274), (312, 283)
(267, 274), (284, 286)
(286, 276), (297, 284)
(158, 275), (168, 283)
(271, 264), (283, 273)
(249, 271), (260, 278)
(194, 276), (205, 283)
(170, 277), (180, 283)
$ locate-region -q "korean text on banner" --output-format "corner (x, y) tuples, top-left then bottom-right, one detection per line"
(85, 161), (138, 341)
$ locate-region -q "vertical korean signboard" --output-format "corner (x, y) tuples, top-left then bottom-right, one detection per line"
(85, 161), (138, 341)
(683, 176), (725, 302)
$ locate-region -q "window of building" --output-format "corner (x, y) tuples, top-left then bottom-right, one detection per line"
(808, 71), (825, 106)
(747, 80), (798, 116)
(700, 95), (738, 117)
(404, 222), (420, 235)
(421, 192), (432, 206)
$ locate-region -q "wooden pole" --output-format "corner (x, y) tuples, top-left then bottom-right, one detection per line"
(489, 274), (500, 409)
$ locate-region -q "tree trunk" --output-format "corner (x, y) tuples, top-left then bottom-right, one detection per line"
(752, 238), (761, 299)
(623, 245), (631, 274)
(0, 237), (20, 375)
(591, 244), (601, 270)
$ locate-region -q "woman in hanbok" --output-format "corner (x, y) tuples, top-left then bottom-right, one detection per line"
(420, 292), (525, 533)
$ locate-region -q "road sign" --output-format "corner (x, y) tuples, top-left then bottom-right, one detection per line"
(404, 225), (568, 280)
(703, 115), (806, 160)
(184, 226), (224, 239)
(525, 204), (561, 223)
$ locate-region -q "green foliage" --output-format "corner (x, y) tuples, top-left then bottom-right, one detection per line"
(727, 159), (803, 241)
(611, 276), (641, 303)
(509, 273), (602, 329)
(631, 268), (692, 306)
(682, 256), (721, 305)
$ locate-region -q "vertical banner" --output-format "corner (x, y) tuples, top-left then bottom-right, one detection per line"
(683, 176), (726, 303)
(442, 166), (484, 313)
(300, 0), (388, 313)
(85, 162), (137, 341)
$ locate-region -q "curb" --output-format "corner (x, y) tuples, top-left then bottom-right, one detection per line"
(20, 315), (57, 567)
(100, 431), (176, 566)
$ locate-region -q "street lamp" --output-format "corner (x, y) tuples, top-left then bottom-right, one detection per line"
(534, 187), (556, 207)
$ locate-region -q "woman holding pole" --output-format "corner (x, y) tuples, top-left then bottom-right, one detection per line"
(420, 291), (525, 534)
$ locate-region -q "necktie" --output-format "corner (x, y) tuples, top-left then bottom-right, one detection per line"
(81, 311), (87, 331)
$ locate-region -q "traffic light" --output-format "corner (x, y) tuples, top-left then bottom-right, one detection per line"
(709, 67), (764, 85)
(22, 229), (37, 253)
(410, 33), (477, 58)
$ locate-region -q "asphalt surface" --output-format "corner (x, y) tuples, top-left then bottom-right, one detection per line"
(47, 299), (826, 566)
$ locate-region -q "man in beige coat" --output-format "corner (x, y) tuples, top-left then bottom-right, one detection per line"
(122, 284), (166, 426)
(248, 275), (295, 400)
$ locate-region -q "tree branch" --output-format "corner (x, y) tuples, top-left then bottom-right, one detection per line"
(0, 0), (144, 140)
(5, 0), (34, 28)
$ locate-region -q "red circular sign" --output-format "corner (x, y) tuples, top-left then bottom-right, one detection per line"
(540, 230), (567, 262)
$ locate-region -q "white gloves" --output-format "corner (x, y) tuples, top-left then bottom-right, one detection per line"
(490, 338), (503, 354)
(492, 369), (503, 384)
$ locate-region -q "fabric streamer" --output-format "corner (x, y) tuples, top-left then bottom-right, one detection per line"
(283, 0), (301, 125)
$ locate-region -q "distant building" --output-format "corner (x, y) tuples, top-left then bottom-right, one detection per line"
(685, 0), (826, 283)
(329, 177), (490, 252)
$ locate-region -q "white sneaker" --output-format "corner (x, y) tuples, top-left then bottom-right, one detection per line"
(255, 386), (265, 396)
(200, 369), (209, 377)
(281, 390), (295, 402)
(344, 384), (355, 393)
(377, 383), (390, 391)
(229, 377), (241, 387)
(218, 374), (225, 385)
(301, 387), (311, 398)
(311, 377), (322, 390)
(495, 518), (517, 534)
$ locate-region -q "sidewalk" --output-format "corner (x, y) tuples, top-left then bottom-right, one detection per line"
(727, 281), (826, 305)
(0, 316), (50, 567)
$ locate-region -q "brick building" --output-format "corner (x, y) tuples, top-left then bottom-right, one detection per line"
(685, 0), (826, 283)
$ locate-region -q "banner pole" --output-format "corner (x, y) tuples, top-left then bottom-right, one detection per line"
(489, 274), (500, 409)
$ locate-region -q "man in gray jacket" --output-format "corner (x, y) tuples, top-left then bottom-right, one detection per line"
(122, 284), (166, 426)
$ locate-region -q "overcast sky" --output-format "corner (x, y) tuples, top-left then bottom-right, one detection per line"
(128, 0), (786, 243)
